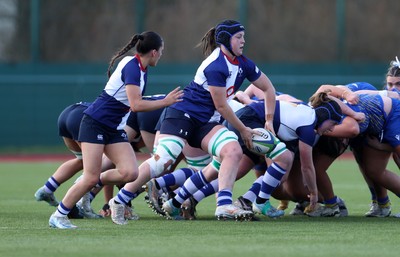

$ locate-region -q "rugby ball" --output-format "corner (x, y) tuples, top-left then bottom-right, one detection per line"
(250, 128), (277, 155)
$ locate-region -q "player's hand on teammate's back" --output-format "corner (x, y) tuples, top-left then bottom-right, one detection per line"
(354, 112), (366, 123)
(165, 86), (184, 105)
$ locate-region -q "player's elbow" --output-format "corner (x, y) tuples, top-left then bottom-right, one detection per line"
(131, 103), (145, 112)
(215, 104), (228, 114)
(339, 122), (359, 138)
(347, 124), (360, 138)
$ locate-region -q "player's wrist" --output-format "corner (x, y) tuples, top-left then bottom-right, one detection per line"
(266, 114), (274, 121)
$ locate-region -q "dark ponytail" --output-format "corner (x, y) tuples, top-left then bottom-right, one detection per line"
(107, 31), (163, 77)
(196, 27), (217, 57)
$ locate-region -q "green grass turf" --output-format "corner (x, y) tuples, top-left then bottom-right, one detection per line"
(0, 157), (400, 257)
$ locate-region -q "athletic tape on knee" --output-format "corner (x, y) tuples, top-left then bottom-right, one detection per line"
(71, 150), (83, 160)
(207, 128), (238, 157)
(266, 142), (287, 160)
(147, 136), (185, 178)
(185, 154), (212, 170)
(211, 156), (221, 172)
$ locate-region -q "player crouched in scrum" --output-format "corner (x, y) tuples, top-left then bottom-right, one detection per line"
(234, 91), (364, 216)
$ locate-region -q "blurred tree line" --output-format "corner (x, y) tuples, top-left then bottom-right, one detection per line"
(1, 0), (400, 64)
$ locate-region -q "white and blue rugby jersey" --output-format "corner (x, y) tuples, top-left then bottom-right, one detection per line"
(84, 55), (147, 130)
(248, 100), (318, 147)
(171, 48), (261, 123)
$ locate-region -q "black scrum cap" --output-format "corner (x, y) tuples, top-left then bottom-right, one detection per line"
(315, 100), (343, 128)
(215, 20), (245, 56)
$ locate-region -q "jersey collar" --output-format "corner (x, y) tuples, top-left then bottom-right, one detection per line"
(221, 49), (239, 65)
(135, 54), (147, 72)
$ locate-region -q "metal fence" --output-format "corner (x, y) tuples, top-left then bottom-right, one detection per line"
(0, 0), (395, 151)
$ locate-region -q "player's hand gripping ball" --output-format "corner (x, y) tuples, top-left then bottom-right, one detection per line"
(250, 128), (278, 155)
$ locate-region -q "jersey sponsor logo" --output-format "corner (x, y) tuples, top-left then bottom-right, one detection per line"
(238, 67), (243, 77)
(226, 85), (235, 98)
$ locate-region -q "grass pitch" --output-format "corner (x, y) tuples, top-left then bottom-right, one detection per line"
(0, 157), (399, 257)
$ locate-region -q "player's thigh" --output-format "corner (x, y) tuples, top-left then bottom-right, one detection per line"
(105, 142), (138, 173)
(63, 137), (81, 152)
(81, 142), (105, 183)
(140, 130), (156, 152)
(201, 124), (241, 157)
(362, 146), (391, 176)
(125, 125), (139, 142)
(236, 154), (256, 180)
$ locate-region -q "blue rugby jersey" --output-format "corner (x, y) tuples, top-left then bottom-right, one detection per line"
(337, 82), (386, 135)
(382, 98), (400, 147)
(84, 55), (147, 130)
(346, 82), (377, 92)
(346, 94), (386, 136)
(171, 48), (261, 123)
